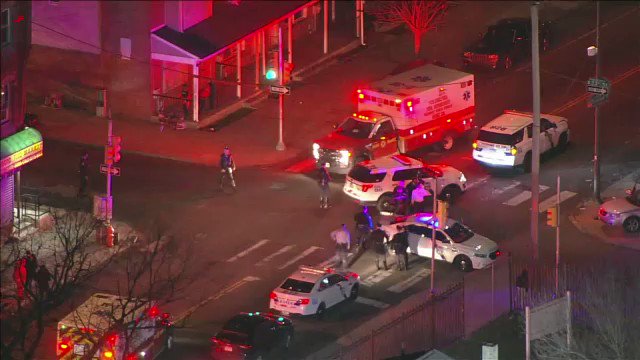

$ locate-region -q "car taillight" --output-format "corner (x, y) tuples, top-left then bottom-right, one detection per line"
(349, 272), (360, 280)
(270, 292), (278, 301)
(488, 54), (499, 61)
(59, 342), (70, 351)
(300, 298), (310, 305)
(495, 251), (501, 257)
(238, 344), (253, 350)
(599, 208), (607, 216)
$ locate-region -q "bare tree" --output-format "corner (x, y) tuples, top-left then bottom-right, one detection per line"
(531, 264), (640, 360)
(367, 0), (448, 55)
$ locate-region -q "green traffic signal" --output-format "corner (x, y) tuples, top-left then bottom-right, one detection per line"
(265, 69), (277, 80)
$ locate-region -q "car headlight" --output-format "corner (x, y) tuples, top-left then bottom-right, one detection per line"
(339, 150), (351, 165)
(460, 172), (467, 183)
(312, 143), (320, 160)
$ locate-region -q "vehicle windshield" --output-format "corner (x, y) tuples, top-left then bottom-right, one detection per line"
(477, 129), (523, 146)
(280, 278), (315, 293)
(217, 330), (250, 345)
(443, 222), (474, 243)
(338, 117), (374, 139)
(348, 165), (386, 183)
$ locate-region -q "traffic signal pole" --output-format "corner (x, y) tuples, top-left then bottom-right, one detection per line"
(106, 109), (113, 225)
(530, 3), (541, 263)
(276, 26), (286, 151)
(593, 1), (602, 203)
(555, 174), (560, 294)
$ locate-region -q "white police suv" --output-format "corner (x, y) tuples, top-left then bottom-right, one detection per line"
(343, 154), (467, 213)
(269, 266), (360, 318)
(472, 110), (569, 172)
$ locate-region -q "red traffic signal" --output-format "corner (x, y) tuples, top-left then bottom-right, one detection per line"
(105, 136), (122, 165)
(283, 62), (294, 84)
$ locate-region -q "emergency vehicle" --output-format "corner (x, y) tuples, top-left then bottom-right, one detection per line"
(269, 266), (359, 317)
(312, 64), (475, 173)
(343, 154), (467, 213)
(472, 110), (569, 172)
(57, 293), (173, 360)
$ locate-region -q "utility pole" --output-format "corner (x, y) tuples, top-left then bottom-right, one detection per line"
(530, 2), (541, 263)
(555, 174), (561, 295)
(276, 26), (286, 151)
(360, 0), (366, 46)
(106, 109), (113, 225)
(593, 1), (602, 203)
(430, 181), (438, 295)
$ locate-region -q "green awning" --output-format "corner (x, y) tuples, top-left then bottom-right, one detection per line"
(1, 127), (43, 158)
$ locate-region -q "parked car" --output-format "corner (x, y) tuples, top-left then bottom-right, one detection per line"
(599, 185), (640, 233)
(211, 312), (293, 360)
(463, 18), (551, 70)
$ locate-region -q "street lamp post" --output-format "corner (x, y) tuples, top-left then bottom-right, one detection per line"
(530, 2), (542, 262)
(276, 26), (286, 151)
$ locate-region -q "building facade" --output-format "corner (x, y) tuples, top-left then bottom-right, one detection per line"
(1, 0), (43, 240)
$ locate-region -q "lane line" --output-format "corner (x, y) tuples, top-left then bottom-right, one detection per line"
(256, 245), (295, 266)
(538, 191), (578, 213)
(502, 186), (550, 206)
(360, 270), (394, 287)
(386, 268), (431, 293)
(355, 296), (390, 309)
(465, 175), (491, 190)
(277, 246), (322, 270)
(227, 239), (270, 262)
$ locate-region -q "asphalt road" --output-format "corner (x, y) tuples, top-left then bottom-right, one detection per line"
(22, 3), (639, 359)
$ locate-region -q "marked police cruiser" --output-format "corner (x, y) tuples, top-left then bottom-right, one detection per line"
(269, 266), (360, 318)
(343, 154), (467, 213)
(472, 110), (569, 172)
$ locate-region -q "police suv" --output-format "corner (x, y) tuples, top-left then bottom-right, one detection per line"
(472, 110), (569, 172)
(343, 154), (467, 213)
(269, 266), (360, 318)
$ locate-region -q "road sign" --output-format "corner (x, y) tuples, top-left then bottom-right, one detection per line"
(269, 85), (291, 95)
(586, 77), (610, 95)
(100, 164), (121, 176)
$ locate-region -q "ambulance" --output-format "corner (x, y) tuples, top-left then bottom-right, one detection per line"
(312, 64), (476, 173)
(56, 293), (173, 359)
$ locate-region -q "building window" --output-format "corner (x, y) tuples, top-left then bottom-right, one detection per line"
(1, 9), (10, 47)
(1, 83), (9, 124)
(293, 8), (308, 23)
(120, 37), (132, 60)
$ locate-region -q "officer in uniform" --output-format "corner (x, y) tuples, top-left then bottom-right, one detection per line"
(219, 146), (237, 189)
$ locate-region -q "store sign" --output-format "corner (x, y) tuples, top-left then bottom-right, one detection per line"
(0, 141), (43, 174)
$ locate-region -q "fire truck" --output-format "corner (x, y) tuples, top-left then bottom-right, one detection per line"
(56, 293), (174, 360)
(312, 64), (476, 173)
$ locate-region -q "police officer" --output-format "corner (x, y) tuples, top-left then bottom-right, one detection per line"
(369, 223), (390, 270)
(354, 206), (374, 248)
(390, 226), (410, 270)
(318, 162), (332, 209)
(219, 146), (236, 189)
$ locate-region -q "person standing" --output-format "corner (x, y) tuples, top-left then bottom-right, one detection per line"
(318, 163), (332, 209)
(330, 224), (351, 269)
(24, 251), (38, 289)
(219, 146), (237, 189)
(393, 181), (408, 215)
(411, 183), (429, 214)
(36, 264), (53, 298)
(353, 206), (374, 248)
(369, 223), (390, 271)
(391, 226), (410, 270)
(181, 84), (191, 121)
(77, 151), (89, 198)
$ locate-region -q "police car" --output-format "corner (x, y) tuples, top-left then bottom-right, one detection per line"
(472, 110), (569, 172)
(269, 266), (359, 318)
(382, 213), (501, 271)
(343, 154), (467, 213)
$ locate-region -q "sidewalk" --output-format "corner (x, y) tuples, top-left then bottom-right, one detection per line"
(570, 169), (640, 251)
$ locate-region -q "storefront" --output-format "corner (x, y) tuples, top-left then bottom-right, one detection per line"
(0, 127), (43, 238)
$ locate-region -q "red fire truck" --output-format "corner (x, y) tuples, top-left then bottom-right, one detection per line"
(312, 64), (476, 173)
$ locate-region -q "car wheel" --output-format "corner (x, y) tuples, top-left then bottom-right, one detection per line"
(623, 216), (640, 233)
(503, 56), (513, 70)
(377, 193), (396, 214)
(349, 284), (359, 301)
(440, 185), (462, 202)
(522, 152), (532, 173)
(439, 133), (455, 152)
(316, 303), (326, 319)
(556, 132), (568, 153)
(454, 255), (473, 272)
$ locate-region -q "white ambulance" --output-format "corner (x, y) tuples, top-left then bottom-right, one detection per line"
(472, 110), (569, 172)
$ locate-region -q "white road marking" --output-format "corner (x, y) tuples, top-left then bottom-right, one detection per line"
(493, 181), (521, 195)
(538, 191), (578, 213)
(227, 239), (270, 262)
(175, 276), (260, 322)
(277, 246), (322, 270)
(256, 245), (295, 266)
(386, 268), (431, 293)
(502, 186), (550, 206)
(317, 255), (337, 268)
(361, 270), (394, 286)
(355, 296), (390, 309)
(465, 176), (490, 190)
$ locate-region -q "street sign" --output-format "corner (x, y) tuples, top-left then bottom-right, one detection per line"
(100, 164), (121, 176)
(586, 77), (610, 95)
(269, 85), (291, 95)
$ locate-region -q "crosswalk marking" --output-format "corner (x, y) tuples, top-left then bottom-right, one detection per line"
(538, 191), (578, 213)
(386, 268), (431, 293)
(277, 246), (322, 270)
(256, 245), (295, 266)
(355, 296), (390, 309)
(227, 239), (270, 262)
(502, 185), (550, 206)
(493, 181), (521, 195)
(465, 176), (490, 190)
(361, 270), (393, 287)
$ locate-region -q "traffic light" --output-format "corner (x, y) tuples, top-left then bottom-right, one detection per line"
(265, 68), (277, 80)
(283, 62), (294, 84)
(546, 207), (558, 227)
(265, 51), (279, 81)
(436, 200), (448, 228)
(104, 136), (122, 165)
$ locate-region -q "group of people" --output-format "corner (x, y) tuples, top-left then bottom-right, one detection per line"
(392, 176), (435, 215)
(12, 251), (53, 300)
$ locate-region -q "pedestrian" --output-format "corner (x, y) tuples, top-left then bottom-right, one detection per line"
(369, 223), (390, 270)
(318, 163), (332, 209)
(516, 269), (529, 309)
(406, 178), (419, 212)
(24, 251), (38, 289)
(219, 146), (237, 189)
(411, 183), (429, 214)
(36, 264), (53, 298)
(353, 206), (374, 248)
(13, 258), (27, 300)
(181, 84), (190, 120)
(330, 224), (351, 269)
(77, 151), (89, 198)
(391, 226), (410, 270)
